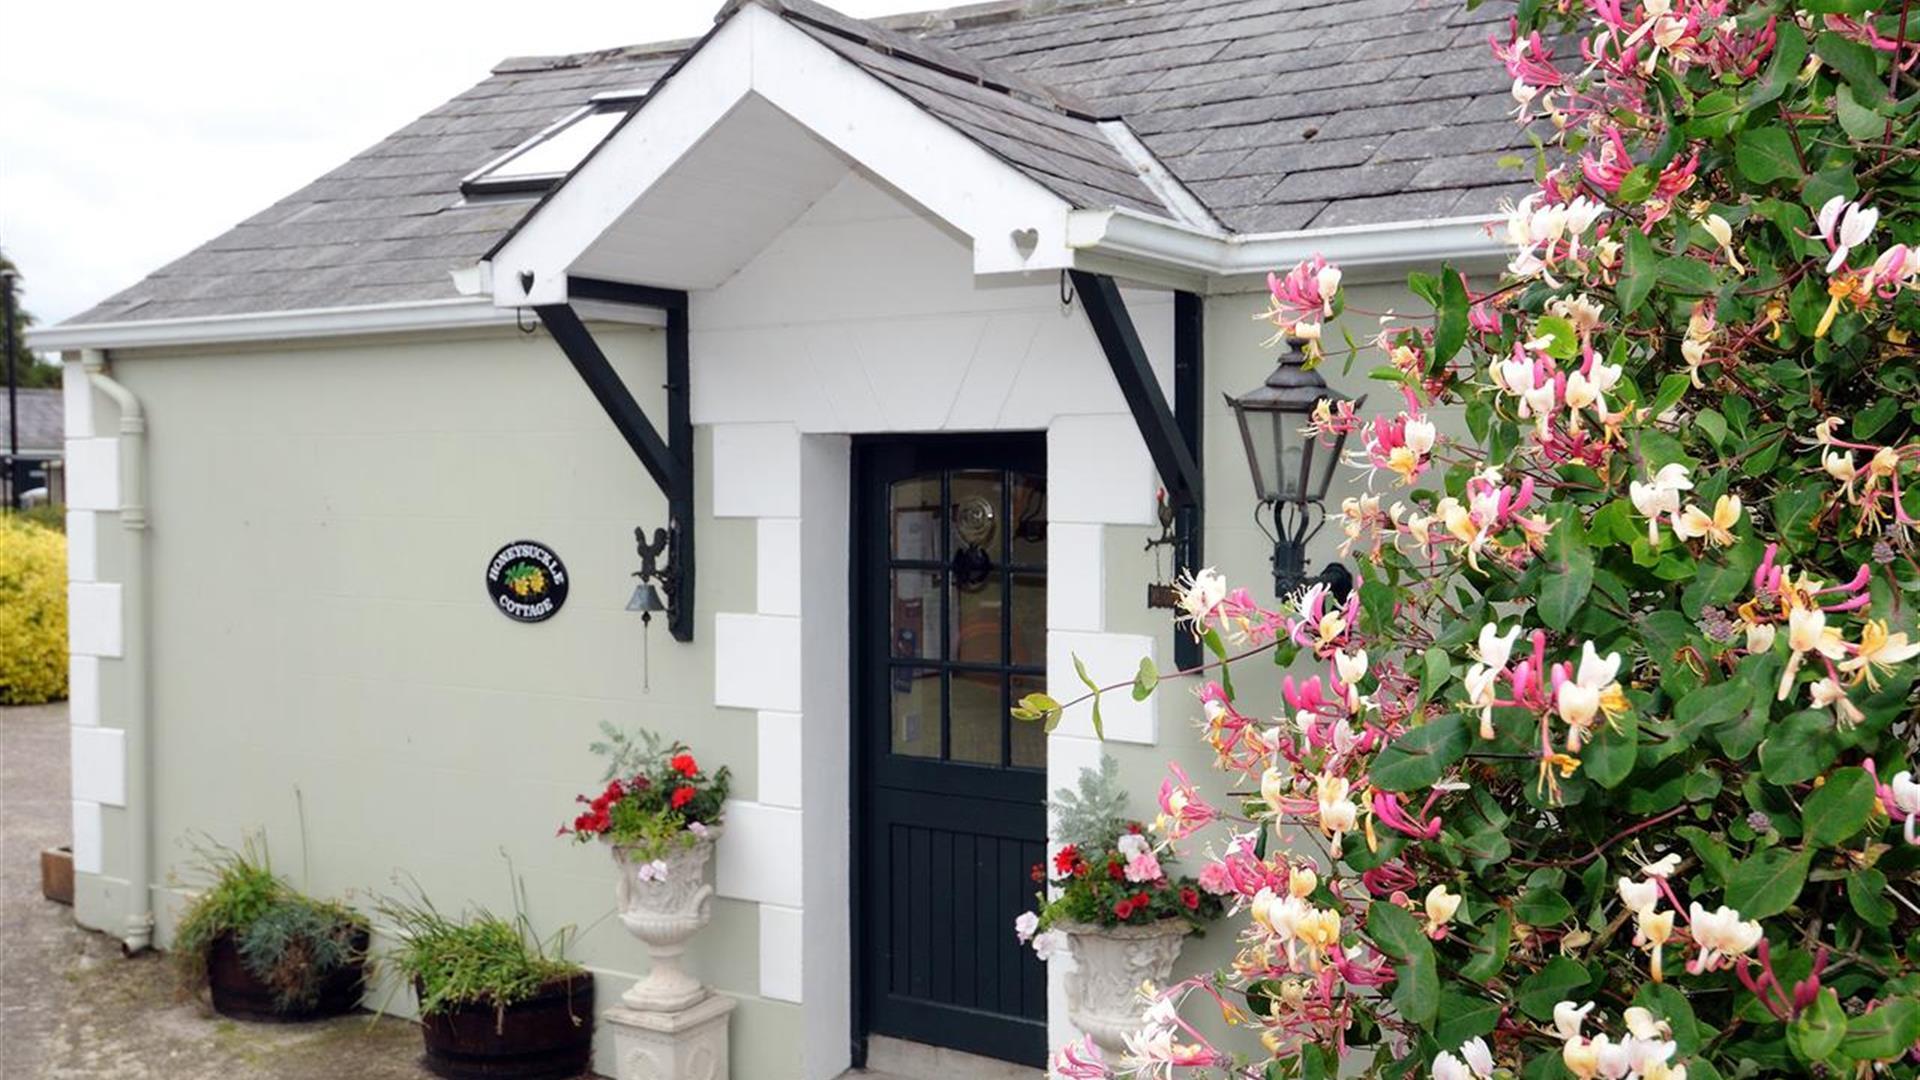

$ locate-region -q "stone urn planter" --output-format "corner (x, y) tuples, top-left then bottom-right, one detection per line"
(610, 828), (721, 1012)
(1060, 918), (1192, 1055)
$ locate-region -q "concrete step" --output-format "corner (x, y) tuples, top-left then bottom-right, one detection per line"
(837, 1035), (1043, 1080)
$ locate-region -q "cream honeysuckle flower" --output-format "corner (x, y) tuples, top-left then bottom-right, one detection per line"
(1638, 907), (1676, 981)
(1316, 774), (1358, 854)
(1778, 605), (1848, 701)
(1460, 1036), (1495, 1078)
(1824, 449), (1858, 498)
(1642, 852), (1682, 878)
(1334, 649), (1369, 687)
(1618, 876), (1660, 914)
(1289, 866), (1318, 899)
(1839, 620), (1920, 690)
(1745, 621), (1777, 655)
(1629, 463), (1693, 542)
(1433, 1052), (1472, 1080)
(1672, 494), (1741, 547)
(1690, 902), (1763, 969)
(1891, 772), (1920, 816)
(1808, 677), (1866, 727)
(1260, 766), (1287, 815)
(1816, 196), (1880, 273)
(1554, 999), (1596, 1040)
(1623, 1006), (1670, 1042)
(1562, 1038), (1600, 1080)
(1176, 567), (1228, 627)
(1424, 885), (1463, 935)
(1703, 213), (1744, 272)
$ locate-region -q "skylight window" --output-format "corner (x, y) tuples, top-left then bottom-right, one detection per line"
(461, 88), (650, 197)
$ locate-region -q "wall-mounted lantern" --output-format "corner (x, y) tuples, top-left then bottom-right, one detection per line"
(1225, 338), (1361, 599)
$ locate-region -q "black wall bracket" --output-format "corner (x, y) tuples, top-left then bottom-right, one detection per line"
(1069, 271), (1206, 672)
(534, 276), (696, 642)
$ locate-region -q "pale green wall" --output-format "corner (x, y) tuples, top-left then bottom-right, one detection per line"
(105, 324), (800, 1075)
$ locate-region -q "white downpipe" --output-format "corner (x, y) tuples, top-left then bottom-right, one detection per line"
(81, 349), (153, 953)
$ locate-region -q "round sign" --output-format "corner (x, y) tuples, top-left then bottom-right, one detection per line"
(486, 541), (569, 623)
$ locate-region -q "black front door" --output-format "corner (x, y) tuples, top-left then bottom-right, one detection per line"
(854, 435), (1048, 1067)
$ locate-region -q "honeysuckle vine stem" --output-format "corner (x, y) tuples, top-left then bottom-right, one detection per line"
(1511, 805), (1692, 869)
(1051, 637), (1280, 711)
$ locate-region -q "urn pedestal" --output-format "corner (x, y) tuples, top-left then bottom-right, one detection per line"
(606, 831), (732, 1080)
(1060, 919), (1191, 1056)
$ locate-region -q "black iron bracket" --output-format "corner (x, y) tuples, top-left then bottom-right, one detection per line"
(534, 275), (696, 642)
(1069, 271), (1206, 671)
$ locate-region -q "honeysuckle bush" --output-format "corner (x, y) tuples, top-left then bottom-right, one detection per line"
(1016, 2), (1920, 1077)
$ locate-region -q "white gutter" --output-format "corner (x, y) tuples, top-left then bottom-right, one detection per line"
(1066, 207), (1508, 286)
(80, 349), (153, 953)
(28, 296), (665, 353)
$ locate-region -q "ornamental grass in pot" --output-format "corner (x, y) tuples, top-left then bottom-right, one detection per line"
(172, 836), (370, 1023)
(559, 723), (730, 1012)
(1015, 757), (1221, 1056)
(377, 883), (591, 1080)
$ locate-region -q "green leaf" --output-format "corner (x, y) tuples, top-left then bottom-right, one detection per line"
(1790, 988), (1849, 1065)
(1749, 22), (1808, 110)
(1130, 657), (1159, 702)
(1371, 715), (1470, 792)
(1677, 825), (1734, 887)
(1615, 164), (1657, 205)
(1696, 408), (1728, 451)
(1434, 267), (1469, 366)
(1516, 888), (1573, 926)
(1517, 957), (1592, 1021)
(1816, 31), (1887, 102)
(1725, 847), (1812, 920)
(1836, 83), (1888, 140)
(1368, 901), (1439, 1026)
(1435, 990), (1503, 1049)
(1848, 868), (1897, 927)
(1771, 480), (1826, 552)
(1202, 628), (1234, 702)
(1803, 766), (1874, 846)
(1618, 227), (1658, 317)
(1671, 679), (1755, 753)
(1855, 395), (1901, 440)
(1071, 653), (1105, 741)
(1735, 126), (1803, 184)
(1583, 709), (1638, 789)
(1761, 710), (1840, 785)
(1531, 314), (1580, 361)
(1459, 910), (1512, 983)
(1842, 998), (1920, 1061)
(1539, 512), (1595, 632)
(1418, 648), (1451, 707)
(1658, 256), (1720, 294)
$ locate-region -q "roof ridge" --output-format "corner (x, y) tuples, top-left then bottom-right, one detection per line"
(490, 0), (1138, 76)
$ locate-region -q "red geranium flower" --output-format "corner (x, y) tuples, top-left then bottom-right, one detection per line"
(670, 785), (697, 809)
(1180, 886), (1200, 911)
(670, 753), (698, 778)
(1072, 858), (1090, 878)
(1030, 862), (1045, 883)
(1053, 845), (1079, 876)
(1107, 859), (1125, 881)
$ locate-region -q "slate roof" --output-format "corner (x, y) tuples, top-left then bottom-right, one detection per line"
(1, 390), (64, 454)
(67, 0), (1532, 328)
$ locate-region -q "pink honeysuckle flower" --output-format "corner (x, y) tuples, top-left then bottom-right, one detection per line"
(1051, 1036), (1111, 1080)
(1156, 762), (1218, 841)
(1359, 408), (1438, 486)
(1259, 255), (1341, 343)
(1705, 13), (1775, 78)
(1869, 244), (1920, 298)
(1371, 790), (1444, 841)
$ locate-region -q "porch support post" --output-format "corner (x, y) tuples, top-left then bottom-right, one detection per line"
(1069, 271), (1206, 670)
(534, 277), (697, 642)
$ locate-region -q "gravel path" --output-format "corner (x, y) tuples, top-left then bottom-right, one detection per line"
(0, 703), (432, 1079)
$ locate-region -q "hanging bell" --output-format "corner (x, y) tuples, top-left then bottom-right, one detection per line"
(627, 582), (667, 621)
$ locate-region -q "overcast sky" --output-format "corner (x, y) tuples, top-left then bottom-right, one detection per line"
(1, 0), (933, 331)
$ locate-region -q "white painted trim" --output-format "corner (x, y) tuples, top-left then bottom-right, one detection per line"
(71, 726), (127, 806)
(68, 582), (124, 659)
(485, 4), (1088, 307)
(1097, 121), (1222, 232)
(713, 799), (804, 907)
(756, 710), (803, 809)
(758, 903), (805, 1003)
(71, 800), (104, 876)
(714, 613), (803, 712)
(26, 298), (663, 353)
(1066, 207), (1507, 287)
(69, 655), (100, 728)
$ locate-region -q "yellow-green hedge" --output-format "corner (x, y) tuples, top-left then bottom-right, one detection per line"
(0, 515), (67, 704)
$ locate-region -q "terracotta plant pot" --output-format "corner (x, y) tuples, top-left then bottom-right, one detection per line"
(206, 926), (370, 1022)
(1060, 918), (1192, 1056)
(609, 828), (720, 1011)
(417, 973), (595, 1080)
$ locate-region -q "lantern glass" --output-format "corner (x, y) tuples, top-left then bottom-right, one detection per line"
(1226, 339), (1354, 507)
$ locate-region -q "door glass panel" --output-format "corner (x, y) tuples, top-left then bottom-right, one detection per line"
(951, 578), (1005, 664)
(890, 570), (943, 661)
(891, 475), (943, 562)
(890, 666), (942, 759)
(949, 669), (1003, 765)
(949, 470), (1003, 568)
(1009, 673), (1047, 769)
(1009, 572), (1045, 667)
(1009, 472), (1046, 567)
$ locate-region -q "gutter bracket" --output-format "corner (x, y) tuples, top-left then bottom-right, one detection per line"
(1069, 271), (1205, 672)
(534, 277), (695, 642)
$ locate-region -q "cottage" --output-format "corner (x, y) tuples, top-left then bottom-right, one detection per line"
(31, 0), (1521, 1075)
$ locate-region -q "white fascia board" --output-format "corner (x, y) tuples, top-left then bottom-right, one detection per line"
(27, 297), (662, 353)
(1067, 207), (1509, 289)
(484, 4), (1083, 309)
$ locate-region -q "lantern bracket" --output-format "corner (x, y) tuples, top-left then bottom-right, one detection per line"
(535, 276), (695, 642)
